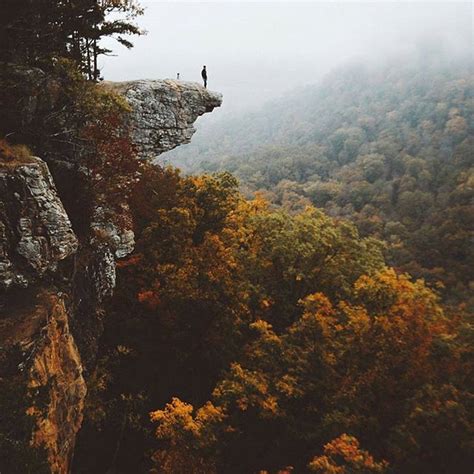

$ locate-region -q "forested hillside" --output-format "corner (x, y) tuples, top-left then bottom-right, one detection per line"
(169, 58), (474, 305)
(74, 57), (473, 474)
(74, 167), (473, 474)
(2, 3), (473, 472)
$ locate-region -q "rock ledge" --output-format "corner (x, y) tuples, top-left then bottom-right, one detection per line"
(105, 80), (222, 159)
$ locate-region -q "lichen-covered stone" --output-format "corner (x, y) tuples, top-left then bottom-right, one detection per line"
(0, 157), (78, 289)
(28, 292), (87, 474)
(90, 205), (135, 259)
(89, 244), (116, 302)
(105, 80), (222, 159)
(0, 290), (86, 474)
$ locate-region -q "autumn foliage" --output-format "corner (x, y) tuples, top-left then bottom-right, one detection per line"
(74, 165), (473, 473)
(309, 434), (388, 473)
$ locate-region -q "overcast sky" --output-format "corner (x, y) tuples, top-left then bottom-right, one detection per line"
(101, 1), (472, 114)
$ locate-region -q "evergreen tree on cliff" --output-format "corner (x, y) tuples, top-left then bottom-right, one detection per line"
(0, 0), (144, 79)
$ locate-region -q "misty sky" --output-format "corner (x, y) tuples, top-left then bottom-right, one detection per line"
(101, 1), (472, 115)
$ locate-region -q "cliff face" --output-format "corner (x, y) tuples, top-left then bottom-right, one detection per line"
(106, 80), (222, 158)
(0, 78), (221, 473)
(0, 157), (78, 289)
(26, 292), (86, 474)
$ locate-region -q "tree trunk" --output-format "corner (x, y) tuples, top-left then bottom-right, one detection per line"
(93, 38), (98, 81)
(86, 38), (92, 80)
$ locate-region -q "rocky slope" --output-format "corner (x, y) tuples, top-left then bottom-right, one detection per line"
(0, 78), (221, 473)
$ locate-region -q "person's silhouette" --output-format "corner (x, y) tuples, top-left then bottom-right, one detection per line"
(201, 65), (207, 88)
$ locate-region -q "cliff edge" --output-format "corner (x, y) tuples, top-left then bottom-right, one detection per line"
(0, 74), (221, 473)
(105, 80), (222, 159)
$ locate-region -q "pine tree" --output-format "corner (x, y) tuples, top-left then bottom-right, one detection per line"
(0, 0), (143, 80)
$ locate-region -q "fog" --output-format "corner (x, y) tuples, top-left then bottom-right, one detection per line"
(101, 1), (472, 116)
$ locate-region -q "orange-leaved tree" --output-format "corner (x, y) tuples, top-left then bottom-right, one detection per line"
(309, 434), (388, 473)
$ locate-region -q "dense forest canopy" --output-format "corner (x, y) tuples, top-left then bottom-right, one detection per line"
(74, 167), (473, 474)
(168, 57), (474, 307)
(1, 2), (473, 473)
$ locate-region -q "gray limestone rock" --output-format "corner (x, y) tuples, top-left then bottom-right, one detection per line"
(90, 205), (135, 260)
(0, 157), (78, 288)
(105, 80), (222, 159)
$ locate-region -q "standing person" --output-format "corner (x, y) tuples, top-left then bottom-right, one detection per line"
(201, 65), (207, 88)
(177, 72), (180, 80)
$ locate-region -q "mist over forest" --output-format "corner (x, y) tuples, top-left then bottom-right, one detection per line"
(162, 50), (473, 305)
(1, 1), (473, 473)
(101, 1), (472, 115)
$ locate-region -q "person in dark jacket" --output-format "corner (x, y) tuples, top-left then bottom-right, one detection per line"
(201, 65), (207, 88)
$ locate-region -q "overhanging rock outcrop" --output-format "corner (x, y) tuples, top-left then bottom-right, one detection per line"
(0, 72), (223, 473)
(105, 80), (222, 159)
